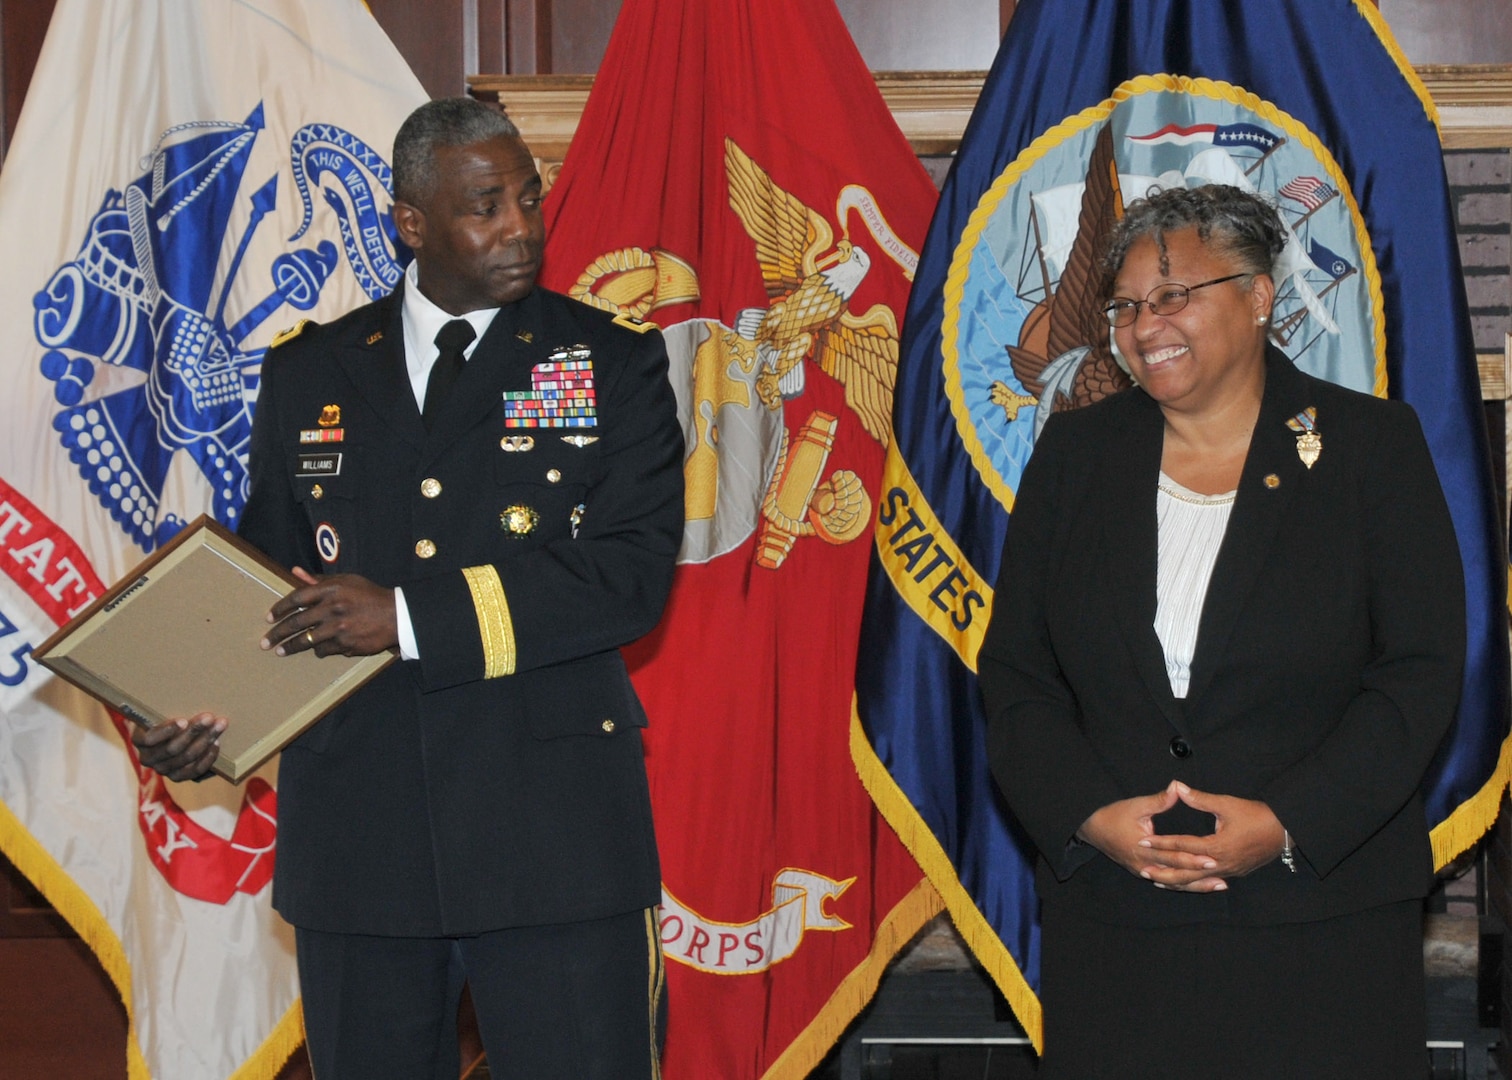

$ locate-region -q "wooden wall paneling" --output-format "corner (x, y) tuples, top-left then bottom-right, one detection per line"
(474, 65), (1512, 163)
(549, 0), (617, 74)
(367, 0), (468, 97)
(1380, 0), (1512, 64)
(0, 853), (70, 938)
(502, 0), (554, 75)
(834, 0), (999, 71)
(0, 0), (57, 163)
(473, 0), (508, 74)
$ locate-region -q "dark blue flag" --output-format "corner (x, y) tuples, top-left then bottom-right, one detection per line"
(852, 0), (1509, 1047)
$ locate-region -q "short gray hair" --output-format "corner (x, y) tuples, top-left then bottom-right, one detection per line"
(1101, 184), (1287, 294)
(392, 98), (521, 206)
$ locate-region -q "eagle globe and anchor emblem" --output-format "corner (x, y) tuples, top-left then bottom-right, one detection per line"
(32, 102), (411, 552)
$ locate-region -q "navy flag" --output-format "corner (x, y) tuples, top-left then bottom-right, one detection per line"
(852, 0), (1509, 1047)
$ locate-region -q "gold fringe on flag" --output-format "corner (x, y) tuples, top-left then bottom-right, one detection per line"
(848, 703), (1044, 1052)
(1431, 729), (1512, 871)
(0, 796), (306, 1080)
(761, 876), (944, 1079)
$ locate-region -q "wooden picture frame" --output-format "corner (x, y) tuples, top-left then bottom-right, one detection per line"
(34, 516), (394, 783)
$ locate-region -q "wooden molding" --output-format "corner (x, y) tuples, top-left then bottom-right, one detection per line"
(471, 64), (1512, 161)
(1421, 65), (1512, 149)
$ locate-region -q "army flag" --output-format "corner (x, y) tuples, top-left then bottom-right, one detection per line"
(0, 0), (424, 1075)
(853, 0), (1509, 1048)
(538, 0), (941, 1074)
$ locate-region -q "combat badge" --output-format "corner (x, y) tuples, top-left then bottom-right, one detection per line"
(500, 435), (535, 452)
(500, 505), (540, 537)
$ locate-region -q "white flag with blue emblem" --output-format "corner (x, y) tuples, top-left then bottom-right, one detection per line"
(0, 0), (424, 1075)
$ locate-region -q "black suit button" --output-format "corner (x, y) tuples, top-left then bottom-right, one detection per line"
(1169, 736), (1192, 759)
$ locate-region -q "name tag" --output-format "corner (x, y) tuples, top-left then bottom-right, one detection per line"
(296, 453), (343, 477)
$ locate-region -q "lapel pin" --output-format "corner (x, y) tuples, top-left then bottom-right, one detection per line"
(1285, 406), (1321, 469)
(318, 404), (341, 427)
(1263, 473), (1281, 489)
(516, 330), (534, 343)
(366, 331), (383, 345)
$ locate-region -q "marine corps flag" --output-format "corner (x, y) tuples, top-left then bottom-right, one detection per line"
(539, 0), (940, 1074)
(0, 0), (424, 1075)
(854, 0), (1510, 1048)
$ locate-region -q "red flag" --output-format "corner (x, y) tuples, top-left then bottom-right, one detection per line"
(540, 1), (941, 1074)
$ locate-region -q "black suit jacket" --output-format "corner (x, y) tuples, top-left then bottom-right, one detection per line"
(979, 348), (1465, 927)
(240, 283), (684, 937)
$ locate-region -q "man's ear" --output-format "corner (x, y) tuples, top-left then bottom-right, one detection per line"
(392, 200), (424, 252)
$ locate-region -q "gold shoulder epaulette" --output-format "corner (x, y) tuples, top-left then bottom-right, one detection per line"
(611, 311), (657, 335)
(269, 320), (313, 348)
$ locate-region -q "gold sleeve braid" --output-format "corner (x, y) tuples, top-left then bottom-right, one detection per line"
(461, 565), (516, 677)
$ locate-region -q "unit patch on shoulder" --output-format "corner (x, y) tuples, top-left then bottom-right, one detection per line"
(270, 320), (313, 348)
(611, 311), (656, 334)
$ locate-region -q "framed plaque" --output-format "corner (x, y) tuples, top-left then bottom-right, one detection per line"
(34, 516), (394, 783)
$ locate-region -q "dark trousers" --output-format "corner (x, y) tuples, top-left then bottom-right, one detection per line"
(296, 908), (666, 1080)
(1038, 899), (1426, 1080)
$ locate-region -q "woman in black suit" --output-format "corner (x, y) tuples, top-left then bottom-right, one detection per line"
(978, 184), (1465, 1079)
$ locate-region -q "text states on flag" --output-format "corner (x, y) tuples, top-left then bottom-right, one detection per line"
(659, 870), (855, 975)
(874, 450), (992, 671)
(0, 481), (103, 629)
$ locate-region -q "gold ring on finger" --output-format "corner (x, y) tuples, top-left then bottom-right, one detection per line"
(304, 629), (315, 647)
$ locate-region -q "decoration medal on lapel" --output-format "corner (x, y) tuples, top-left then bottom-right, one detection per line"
(1286, 406), (1322, 469)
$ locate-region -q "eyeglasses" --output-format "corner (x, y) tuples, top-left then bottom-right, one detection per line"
(1102, 273), (1250, 327)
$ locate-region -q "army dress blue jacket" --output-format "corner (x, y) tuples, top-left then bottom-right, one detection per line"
(240, 282), (684, 937)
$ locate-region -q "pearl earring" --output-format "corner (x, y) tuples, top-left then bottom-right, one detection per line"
(1257, 315), (1269, 326)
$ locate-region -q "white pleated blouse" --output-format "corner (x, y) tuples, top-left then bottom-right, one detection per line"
(1154, 472), (1236, 699)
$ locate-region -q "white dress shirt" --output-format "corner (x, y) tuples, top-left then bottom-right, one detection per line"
(392, 261), (502, 659)
(1154, 472), (1236, 699)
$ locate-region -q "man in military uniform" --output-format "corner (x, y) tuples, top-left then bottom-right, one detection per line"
(134, 98), (683, 1080)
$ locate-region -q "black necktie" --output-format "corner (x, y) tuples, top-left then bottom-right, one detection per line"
(423, 319), (476, 431)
